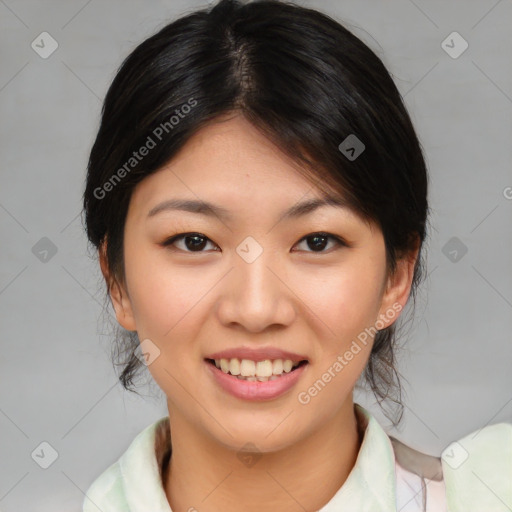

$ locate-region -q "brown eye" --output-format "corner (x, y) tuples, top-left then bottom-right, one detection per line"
(162, 233), (218, 252)
(161, 231), (346, 254)
(294, 232), (345, 253)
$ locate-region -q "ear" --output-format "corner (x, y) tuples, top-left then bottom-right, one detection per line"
(99, 240), (137, 331)
(377, 238), (420, 329)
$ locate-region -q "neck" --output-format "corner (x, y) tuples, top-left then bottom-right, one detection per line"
(164, 398), (362, 512)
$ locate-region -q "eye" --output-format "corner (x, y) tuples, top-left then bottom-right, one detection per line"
(293, 232), (346, 253)
(161, 231), (347, 254)
(161, 232), (218, 253)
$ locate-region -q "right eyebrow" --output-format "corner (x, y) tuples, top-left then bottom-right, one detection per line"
(146, 195), (349, 223)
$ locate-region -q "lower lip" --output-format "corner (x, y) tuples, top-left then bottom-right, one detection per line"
(205, 360), (308, 401)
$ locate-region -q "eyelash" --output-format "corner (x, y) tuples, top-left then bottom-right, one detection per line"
(160, 231), (347, 254)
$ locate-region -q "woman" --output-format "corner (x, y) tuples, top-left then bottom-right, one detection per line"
(82, 1), (511, 510)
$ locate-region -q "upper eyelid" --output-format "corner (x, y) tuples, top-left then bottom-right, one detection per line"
(162, 232), (346, 250)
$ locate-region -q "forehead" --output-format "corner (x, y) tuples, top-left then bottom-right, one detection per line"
(129, 114), (344, 215)
(168, 114), (311, 185)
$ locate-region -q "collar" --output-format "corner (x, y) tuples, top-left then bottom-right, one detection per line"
(119, 402), (398, 511)
(319, 403), (397, 511)
(119, 416), (172, 512)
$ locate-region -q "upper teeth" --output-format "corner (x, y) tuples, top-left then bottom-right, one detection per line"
(214, 358), (300, 377)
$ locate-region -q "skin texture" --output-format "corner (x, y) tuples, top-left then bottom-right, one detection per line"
(101, 113), (419, 511)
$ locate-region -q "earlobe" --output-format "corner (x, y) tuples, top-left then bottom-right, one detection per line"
(98, 242), (137, 331)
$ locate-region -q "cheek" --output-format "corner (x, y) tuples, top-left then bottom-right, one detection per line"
(123, 249), (210, 392)
(124, 245), (208, 339)
(295, 259), (384, 412)
(302, 257), (385, 349)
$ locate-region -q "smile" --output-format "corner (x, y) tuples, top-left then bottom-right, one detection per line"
(208, 358), (307, 381)
(205, 358), (309, 401)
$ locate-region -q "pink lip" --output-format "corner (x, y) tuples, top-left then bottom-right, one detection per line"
(205, 347), (309, 363)
(205, 359), (308, 401)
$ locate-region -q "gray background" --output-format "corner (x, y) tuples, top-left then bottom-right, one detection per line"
(1, 0), (511, 510)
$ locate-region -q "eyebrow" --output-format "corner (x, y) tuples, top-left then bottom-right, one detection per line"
(147, 195), (348, 222)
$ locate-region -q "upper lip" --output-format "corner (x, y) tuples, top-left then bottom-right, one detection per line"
(206, 347), (309, 363)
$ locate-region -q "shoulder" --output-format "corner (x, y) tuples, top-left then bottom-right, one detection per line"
(390, 421), (512, 512)
(82, 416), (171, 512)
(82, 461), (130, 511)
(441, 421), (512, 511)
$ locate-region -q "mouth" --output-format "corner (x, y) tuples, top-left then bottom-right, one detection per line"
(204, 356), (310, 401)
(205, 357), (309, 382)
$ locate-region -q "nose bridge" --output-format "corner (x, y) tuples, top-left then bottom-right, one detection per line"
(218, 238), (294, 331)
(237, 243), (279, 309)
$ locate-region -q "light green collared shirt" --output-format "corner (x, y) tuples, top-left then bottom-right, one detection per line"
(83, 403), (512, 511)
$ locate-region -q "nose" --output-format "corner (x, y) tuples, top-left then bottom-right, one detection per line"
(215, 250), (296, 333)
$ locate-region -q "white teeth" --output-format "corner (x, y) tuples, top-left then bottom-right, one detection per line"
(255, 360), (273, 377)
(283, 360), (293, 373)
(240, 359), (256, 377)
(272, 359), (283, 374)
(220, 359), (230, 373)
(213, 358), (303, 379)
(238, 375), (281, 382)
(229, 358), (241, 375)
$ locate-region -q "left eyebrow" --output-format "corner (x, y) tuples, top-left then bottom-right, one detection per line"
(147, 199), (234, 222)
(146, 195), (349, 223)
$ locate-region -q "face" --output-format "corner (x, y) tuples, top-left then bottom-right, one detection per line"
(104, 113), (415, 453)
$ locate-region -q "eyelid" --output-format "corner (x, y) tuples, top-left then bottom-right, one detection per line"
(161, 232), (218, 252)
(293, 232), (348, 253)
(160, 231), (349, 253)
